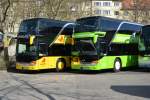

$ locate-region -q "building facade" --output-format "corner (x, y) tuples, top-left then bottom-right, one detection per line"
(122, 0), (150, 24)
(91, 0), (122, 19)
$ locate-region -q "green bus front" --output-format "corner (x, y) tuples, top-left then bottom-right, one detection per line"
(71, 16), (142, 71)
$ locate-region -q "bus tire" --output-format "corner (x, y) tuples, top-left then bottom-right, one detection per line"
(56, 59), (66, 72)
(114, 58), (122, 72)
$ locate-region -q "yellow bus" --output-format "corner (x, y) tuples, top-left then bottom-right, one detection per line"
(16, 18), (74, 72)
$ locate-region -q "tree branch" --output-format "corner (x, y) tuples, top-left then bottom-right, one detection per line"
(1, 0), (11, 23)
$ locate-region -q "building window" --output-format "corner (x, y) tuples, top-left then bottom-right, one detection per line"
(94, 2), (100, 6)
(94, 2), (102, 6)
(103, 2), (111, 6)
(95, 10), (101, 14)
(114, 2), (120, 6)
(114, 11), (119, 15)
(103, 10), (111, 15)
(99, 2), (101, 6)
(95, 10), (99, 14)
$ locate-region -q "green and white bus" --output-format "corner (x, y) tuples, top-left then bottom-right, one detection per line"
(139, 25), (150, 68)
(71, 16), (143, 71)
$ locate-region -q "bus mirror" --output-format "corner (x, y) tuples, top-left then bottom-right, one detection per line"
(29, 35), (35, 45)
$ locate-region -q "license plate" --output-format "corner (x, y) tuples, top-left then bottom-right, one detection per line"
(80, 66), (89, 70)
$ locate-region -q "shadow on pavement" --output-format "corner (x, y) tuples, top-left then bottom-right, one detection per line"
(130, 68), (150, 73)
(67, 69), (114, 74)
(68, 67), (145, 74)
(111, 85), (150, 98)
(7, 67), (57, 74)
(7, 67), (115, 75)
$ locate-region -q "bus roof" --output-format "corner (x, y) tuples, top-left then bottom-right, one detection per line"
(22, 18), (73, 24)
(19, 18), (75, 36)
(77, 16), (124, 22)
(76, 16), (143, 32)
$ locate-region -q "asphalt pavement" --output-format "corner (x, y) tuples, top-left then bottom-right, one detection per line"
(0, 69), (149, 100)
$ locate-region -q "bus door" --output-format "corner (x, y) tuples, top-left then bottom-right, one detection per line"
(139, 25), (150, 68)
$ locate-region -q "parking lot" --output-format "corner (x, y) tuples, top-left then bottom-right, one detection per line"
(0, 69), (149, 100)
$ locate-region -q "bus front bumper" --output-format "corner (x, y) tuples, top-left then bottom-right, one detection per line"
(71, 63), (100, 70)
(16, 63), (39, 71)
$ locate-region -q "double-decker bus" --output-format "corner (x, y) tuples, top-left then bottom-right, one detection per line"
(71, 16), (143, 71)
(139, 25), (150, 68)
(16, 18), (75, 72)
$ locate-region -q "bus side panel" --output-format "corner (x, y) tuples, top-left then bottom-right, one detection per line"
(35, 57), (56, 70)
(71, 56), (116, 70)
(96, 56), (115, 70)
(139, 56), (150, 68)
(94, 55), (138, 70)
(96, 56), (138, 70)
(37, 56), (71, 70)
(71, 55), (138, 70)
(120, 55), (138, 68)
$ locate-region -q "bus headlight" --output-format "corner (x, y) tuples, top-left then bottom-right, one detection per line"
(31, 61), (36, 65)
(91, 60), (98, 64)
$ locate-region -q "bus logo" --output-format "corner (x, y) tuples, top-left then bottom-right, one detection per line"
(55, 35), (65, 44)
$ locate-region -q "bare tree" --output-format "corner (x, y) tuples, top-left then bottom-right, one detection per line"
(44, 0), (66, 19)
(127, 0), (150, 24)
(43, 0), (92, 20)
(0, 0), (11, 33)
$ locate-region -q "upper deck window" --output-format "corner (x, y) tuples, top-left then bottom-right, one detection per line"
(19, 20), (37, 35)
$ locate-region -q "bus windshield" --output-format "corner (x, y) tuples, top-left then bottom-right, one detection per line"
(19, 19), (37, 35)
(16, 35), (37, 62)
(16, 39), (37, 62)
(75, 39), (97, 55)
(17, 43), (36, 54)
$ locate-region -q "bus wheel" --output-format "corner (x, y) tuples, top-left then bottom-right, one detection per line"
(114, 58), (122, 72)
(56, 59), (66, 72)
